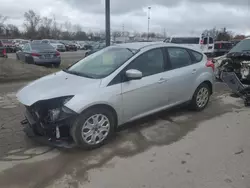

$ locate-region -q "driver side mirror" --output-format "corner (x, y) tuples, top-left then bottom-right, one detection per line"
(125, 69), (142, 80)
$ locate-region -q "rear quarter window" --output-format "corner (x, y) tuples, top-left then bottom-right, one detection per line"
(189, 50), (203, 63)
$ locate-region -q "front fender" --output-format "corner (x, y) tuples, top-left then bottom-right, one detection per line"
(64, 90), (123, 125)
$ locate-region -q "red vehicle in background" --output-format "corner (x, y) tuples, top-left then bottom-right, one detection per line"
(0, 40), (8, 58)
(0, 39), (16, 53)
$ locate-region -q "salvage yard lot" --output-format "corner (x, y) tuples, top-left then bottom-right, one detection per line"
(0, 51), (86, 83)
(1, 81), (250, 188)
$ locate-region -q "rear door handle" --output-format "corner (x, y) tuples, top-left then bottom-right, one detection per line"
(192, 69), (197, 74)
(158, 78), (168, 84)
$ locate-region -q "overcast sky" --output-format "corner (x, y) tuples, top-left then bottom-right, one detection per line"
(1, 0), (250, 36)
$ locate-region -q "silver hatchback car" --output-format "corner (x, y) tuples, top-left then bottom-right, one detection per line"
(17, 42), (215, 149)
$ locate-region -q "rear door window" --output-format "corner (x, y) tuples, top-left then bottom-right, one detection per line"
(167, 47), (192, 69)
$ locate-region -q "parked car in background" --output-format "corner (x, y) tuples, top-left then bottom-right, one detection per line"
(60, 41), (77, 51)
(168, 35), (214, 57)
(41, 39), (66, 52)
(17, 42), (214, 149)
(213, 41), (233, 57)
(0, 39), (16, 53)
(17, 40), (30, 50)
(85, 42), (106, 56)
(83, 43), (93, 50)
(16, 43), (61, 67)
(78, 41), (89, 50)
(73, 41), (81, 50)
(0, 40), (7, 58)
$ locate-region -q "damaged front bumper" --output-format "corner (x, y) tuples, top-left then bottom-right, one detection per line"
(21, 107), (77, 148)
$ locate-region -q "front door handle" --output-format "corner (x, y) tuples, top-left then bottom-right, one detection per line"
(158, 78), (167, 84)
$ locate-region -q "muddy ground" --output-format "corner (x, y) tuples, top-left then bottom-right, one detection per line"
(0, 82), (250, 188)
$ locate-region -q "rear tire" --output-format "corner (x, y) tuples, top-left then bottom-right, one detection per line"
(190, 83), (211, 111)
(71, 107), (115, 150)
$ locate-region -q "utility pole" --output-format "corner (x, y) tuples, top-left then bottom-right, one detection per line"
(147, 6), (151, 40)
(105, 0), (110, 46)
(122, 24), (125, 43)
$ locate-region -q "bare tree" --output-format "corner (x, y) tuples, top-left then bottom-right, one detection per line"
(6, 24), (21, 38)
(51, 16), (62, 39)
(23, 10), (41, 38)
(0, 14), (8, 35)
(38, 17), (53, 39)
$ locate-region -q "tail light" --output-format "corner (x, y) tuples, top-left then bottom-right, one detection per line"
(206, 59), (215, 71)
(200, 40), (203, 44)
(31, 53), (41, 57)
(56, 51), (60, 56)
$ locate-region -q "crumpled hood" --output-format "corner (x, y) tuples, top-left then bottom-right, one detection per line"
(17, 71), (101, 106)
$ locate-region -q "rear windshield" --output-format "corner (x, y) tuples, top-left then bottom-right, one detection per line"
(171, 37), (200, 44)
(31, 44), (55, 50)
(229, 39), (250, 53)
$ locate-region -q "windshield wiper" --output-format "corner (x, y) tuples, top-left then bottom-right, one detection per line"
(63, 69), (94, 78)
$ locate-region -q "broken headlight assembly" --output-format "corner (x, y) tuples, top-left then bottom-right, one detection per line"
(47, 96), (76, 123)
(29, 96), (76, 124)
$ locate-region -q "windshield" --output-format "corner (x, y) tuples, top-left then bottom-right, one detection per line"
(229, 39), (250, 53)
(171, 37), (200, 44)
(66, 46), (137, 79)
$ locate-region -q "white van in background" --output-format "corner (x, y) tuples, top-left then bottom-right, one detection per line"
(167, 35), (214, 56)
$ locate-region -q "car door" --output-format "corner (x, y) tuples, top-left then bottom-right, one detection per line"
(121, 48), (169, 121)
(163, 47), (198, 104)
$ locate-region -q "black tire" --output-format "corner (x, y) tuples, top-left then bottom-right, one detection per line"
(190, 83), (211, 111)
(71, 107), (115, 150)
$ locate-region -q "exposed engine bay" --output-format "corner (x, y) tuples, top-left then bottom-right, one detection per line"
(214, 52), (250, 83)
(214, 52), (250, 106)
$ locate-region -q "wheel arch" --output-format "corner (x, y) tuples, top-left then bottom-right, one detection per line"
(201, 80), (213, 94)
(79, 103), (118, 127)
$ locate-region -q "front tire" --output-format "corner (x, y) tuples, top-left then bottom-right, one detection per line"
(190, 83), (211, 111)
(71, 107), (115, 149)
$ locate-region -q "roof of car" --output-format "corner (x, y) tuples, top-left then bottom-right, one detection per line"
(116, 42), (166, 50)
(115, 42), (203, 52)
